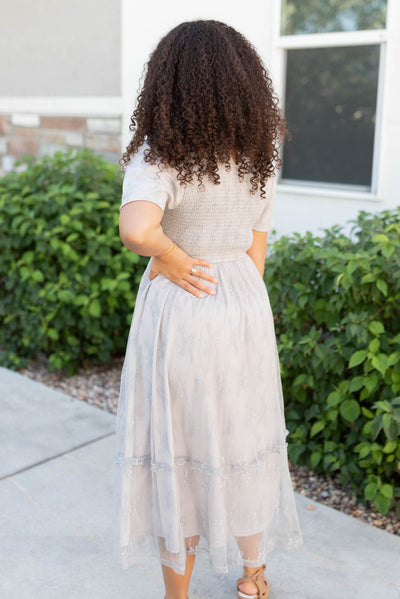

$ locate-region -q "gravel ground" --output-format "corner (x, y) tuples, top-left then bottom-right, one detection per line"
(18, 355), (400, 538)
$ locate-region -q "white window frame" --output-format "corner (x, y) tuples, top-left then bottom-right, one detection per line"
(270, 0), (389, 202)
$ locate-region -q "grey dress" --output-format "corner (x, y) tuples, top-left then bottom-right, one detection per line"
(113, 141), (304, 576)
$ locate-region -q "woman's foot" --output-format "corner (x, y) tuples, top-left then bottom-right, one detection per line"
(237, 578), (259, 597)
(237, 565), (268, 598)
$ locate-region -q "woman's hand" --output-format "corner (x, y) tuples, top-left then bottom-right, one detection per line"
(149, 244), (218, 298)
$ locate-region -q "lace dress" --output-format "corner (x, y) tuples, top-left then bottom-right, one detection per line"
(112, 141), (304, 576)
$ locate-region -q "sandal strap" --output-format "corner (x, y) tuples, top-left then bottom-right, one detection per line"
(236, 564), (267, 597)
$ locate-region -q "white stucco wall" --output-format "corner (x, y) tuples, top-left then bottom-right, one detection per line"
(0, 0), (121, 96)
(121, 0), (399, 238)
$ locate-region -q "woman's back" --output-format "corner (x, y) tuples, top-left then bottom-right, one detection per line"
(120, 141), (276, 262)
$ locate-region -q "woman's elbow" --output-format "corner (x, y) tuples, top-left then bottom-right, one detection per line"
(119, 225), (146, 249)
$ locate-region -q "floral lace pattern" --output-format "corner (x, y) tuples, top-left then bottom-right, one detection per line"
(113, 149), (304, 575)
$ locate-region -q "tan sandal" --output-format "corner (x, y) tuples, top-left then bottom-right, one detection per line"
(236, 564), (270, 599)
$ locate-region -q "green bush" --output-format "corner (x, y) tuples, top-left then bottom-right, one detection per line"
(265, 207), (400, 515)
(0, 149), (148, 374)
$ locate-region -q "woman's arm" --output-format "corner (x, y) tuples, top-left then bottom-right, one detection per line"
(246, 230), (268, 277)
(119, 201), (218, 296)
(119, 201), (176, 257)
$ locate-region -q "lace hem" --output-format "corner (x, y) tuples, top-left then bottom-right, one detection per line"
(113, 531), (304, 575)
(114, 440), (289, 478)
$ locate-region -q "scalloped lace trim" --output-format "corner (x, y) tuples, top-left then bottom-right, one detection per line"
(114, 532), (304, 575)
(114, 440), (289, 478)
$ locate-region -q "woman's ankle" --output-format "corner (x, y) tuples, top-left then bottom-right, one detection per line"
(242, 563), (266, 578)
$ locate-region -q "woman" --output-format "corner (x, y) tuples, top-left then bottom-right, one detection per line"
(113, 19), (303, 599)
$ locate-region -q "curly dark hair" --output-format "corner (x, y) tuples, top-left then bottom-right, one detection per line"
(120, 19), (287, 199)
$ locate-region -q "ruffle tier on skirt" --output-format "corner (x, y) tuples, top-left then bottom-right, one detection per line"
(112, 253), (304, 575)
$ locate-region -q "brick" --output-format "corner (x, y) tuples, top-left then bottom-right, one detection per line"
(86, 134), (120, 153)
(9, 137), (38, 158)
(14, 127), (39, 137)
(0, 115), (10, 135)
(38, 130), (83, 147)
(11, 113), (40, 127)
(87, 118), (121, 134)
(39, 130), (68, 145)
(40, 116), (86, 130)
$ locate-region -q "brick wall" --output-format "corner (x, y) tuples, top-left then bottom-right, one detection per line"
(0, 113), (122, 175)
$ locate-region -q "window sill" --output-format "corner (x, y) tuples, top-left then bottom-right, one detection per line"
(277, 183), (382, 203)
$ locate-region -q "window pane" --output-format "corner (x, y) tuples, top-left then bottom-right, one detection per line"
(282, 45), (380, 188)
(281, 0), (387, 35)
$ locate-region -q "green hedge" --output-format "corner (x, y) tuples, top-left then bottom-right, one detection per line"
(265, 207), (400, 515)
(0, 149), (148, 374)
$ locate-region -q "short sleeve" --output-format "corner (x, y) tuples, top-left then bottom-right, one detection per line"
(252, 176), (276, 232)
(120, 143), (181, 213)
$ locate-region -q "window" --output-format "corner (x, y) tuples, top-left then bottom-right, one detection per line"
(281, 0), (387, 35)
(278, 0), (388, 193)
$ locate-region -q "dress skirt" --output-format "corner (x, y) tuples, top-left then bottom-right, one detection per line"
(112, 252), (304, 575)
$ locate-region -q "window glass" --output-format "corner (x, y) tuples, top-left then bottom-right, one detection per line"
(282, 45), (380, 187)
(281, 0), (387, 35)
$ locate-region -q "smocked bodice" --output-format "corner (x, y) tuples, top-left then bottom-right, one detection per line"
(119, 142), (276, 263)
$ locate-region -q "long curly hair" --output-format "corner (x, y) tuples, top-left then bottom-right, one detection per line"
(120, 19), (287, 199)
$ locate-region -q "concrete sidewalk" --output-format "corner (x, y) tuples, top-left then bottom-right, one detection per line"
(1, 366), (399, 599)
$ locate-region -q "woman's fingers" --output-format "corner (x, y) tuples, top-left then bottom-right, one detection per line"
(192, 261), (218, 284)
(185, 261), (218, 296)
(196, 259), (212, 268)
(152, 251), (218, 297)
(179, 278), (208, 298)
(185, 274), (217, 297)
(195, 270), (218, 284)
(177, 268), (217, 297)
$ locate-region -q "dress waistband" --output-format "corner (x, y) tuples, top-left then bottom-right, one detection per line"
(190, 252), (248, 264)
